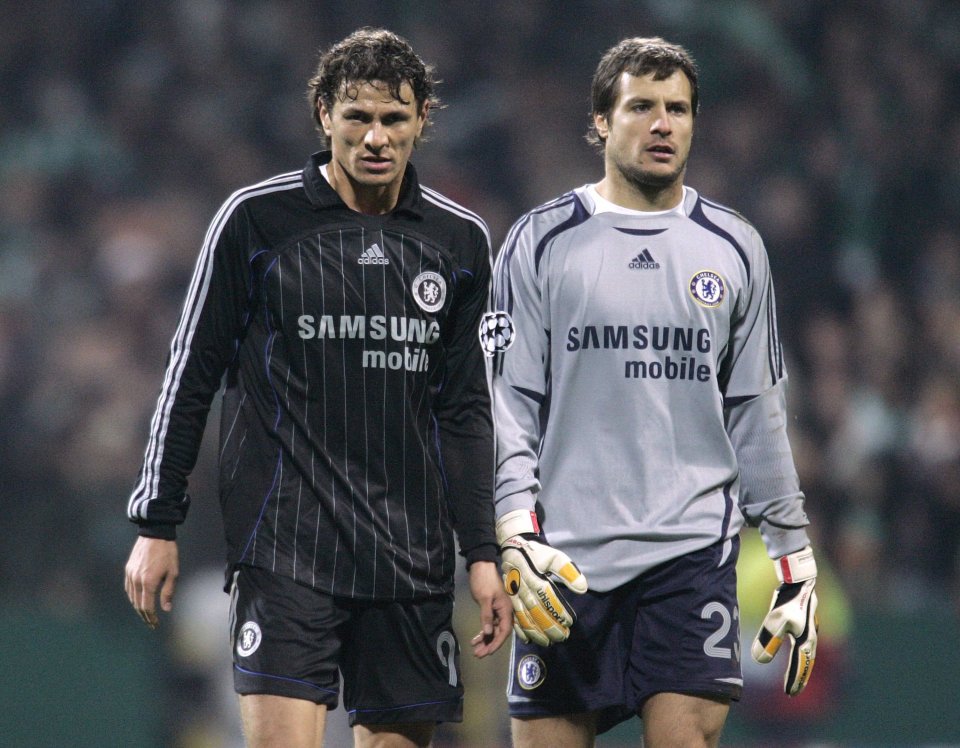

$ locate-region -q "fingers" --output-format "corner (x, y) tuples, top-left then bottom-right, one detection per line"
(784, 596), (819, 696)
(123, 537), (178, 630)
(512, 622), (528, 642)
(131, 565), (161, 629)
(125, 568), (159, 629)
(784, 634), (816, 696)
(470, 592), (514, 658)
(502, 565), (574, 644)
(752, 583), (820, 697)
(510, 580), (571, 645)
(751, 623), (784, 664)
(501, 545), (584, 646)
(546, 551), (589, 594)
(160, 573), (177, 613)
(470, 597), (496, 655)
(124, 556), (151, 628)
(467, 560), (514, 657)
(518, 578), (573, 629)
(751, 588), (788, 664)
(510, 598), (548, 646)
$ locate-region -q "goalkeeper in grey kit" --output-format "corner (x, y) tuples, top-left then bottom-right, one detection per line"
(483, 36), (820, 747)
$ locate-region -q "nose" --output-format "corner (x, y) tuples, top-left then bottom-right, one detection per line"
(365, 120), (388, 150)
(650, 104), (672, 135)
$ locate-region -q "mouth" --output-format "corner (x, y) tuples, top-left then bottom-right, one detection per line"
(646, 144), (675, 161)
(361, 156), (392, 172)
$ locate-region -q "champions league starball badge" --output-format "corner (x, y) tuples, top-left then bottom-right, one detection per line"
(478, 311), (515, 355)
(689, 270), (725, 308)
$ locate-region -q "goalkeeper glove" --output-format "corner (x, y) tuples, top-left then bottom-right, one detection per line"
(496, 509), (588, 646)
(751, 545), (819, 696)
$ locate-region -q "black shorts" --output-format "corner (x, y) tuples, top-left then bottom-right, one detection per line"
(229, 565), (463, 726)
(507, 537), (742, 734)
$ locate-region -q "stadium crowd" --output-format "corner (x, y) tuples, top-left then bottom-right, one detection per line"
(1, 0), (959, 744)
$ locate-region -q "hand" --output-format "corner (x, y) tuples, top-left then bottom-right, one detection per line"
(124, 536), (179, 629)
(751, 545), (819, 696)
(467, 560), (513, 658)
(496, 509), (588, 646)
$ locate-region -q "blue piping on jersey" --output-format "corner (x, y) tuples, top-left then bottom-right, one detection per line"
(512, 385), (545, 405)
(495, 194), (577, 313)
(688, 199), (751, 283)
(723, 393), (758, 409)
(534, 195), (591, 274)
(234, 665), (338, 694)
(260, 256), (284, 431)
(348, 696), (462, 716)
(613, 227), (668, 236)
(719, 480), (734, 545)
(766, 282), (784, 381)
(239, 264), (285, 564)
(229, 247), (271, 366)
(239, 452), (283, 564)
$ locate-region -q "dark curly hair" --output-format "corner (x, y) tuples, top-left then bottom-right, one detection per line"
(306, 27), (440, 143)
(586, 37), (699, 151)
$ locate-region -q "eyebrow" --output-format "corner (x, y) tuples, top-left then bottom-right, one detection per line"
(339, 101), (415, 115)
(621, 94), (691, 108)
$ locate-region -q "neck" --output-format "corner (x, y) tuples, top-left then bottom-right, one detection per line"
(596, 165), (685, 212)
(326, 160), (402, 215)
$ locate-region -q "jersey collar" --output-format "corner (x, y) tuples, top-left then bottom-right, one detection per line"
(302, 151), (424, 218)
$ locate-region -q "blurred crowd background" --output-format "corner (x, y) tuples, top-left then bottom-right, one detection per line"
(2, 1), (960, 745)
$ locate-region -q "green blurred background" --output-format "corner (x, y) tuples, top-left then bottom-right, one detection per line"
(2, 1), (959, 745)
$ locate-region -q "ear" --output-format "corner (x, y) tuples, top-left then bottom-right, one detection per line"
(593, 111), (609, 140)
(415, 101), (429, 138)
(318, 101), (333, 138)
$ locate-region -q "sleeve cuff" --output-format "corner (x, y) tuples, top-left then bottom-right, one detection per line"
(136, 522), (177, 541)
(759, 521), (810, 560)
(464, 543), (499, 568)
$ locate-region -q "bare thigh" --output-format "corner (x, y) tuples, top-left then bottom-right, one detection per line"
(511, 712), (597, 748)
(239, 693), (327, 748)
(352, 722), (435, 747)
(641, 692), (730, 748)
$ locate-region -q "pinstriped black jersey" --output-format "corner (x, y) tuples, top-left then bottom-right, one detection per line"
(128, 152), (497, 600)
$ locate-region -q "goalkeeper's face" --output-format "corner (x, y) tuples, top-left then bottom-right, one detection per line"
(595, 70), (694, 196)
(319, 79), (427, 199)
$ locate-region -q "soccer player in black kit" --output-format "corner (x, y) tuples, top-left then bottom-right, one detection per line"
(123, 28), (511, 748)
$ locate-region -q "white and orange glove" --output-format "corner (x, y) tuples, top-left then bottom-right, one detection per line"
(751, 545), (819, 696)
(496, 509), (588, 646)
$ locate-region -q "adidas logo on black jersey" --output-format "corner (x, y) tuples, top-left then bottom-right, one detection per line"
(359, 243), (389, 265)
(629, 249), (659, 270)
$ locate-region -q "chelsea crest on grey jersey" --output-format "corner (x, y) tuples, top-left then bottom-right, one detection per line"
(486, 184), (810, 592)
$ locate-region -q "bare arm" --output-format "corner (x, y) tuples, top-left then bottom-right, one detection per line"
(124, 536), (179, 629)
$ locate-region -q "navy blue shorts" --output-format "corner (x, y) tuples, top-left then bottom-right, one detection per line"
(229, 565), (463, 726)
(507, 537), (742, 734)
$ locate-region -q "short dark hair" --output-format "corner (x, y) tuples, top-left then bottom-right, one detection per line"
(306, 27), (440, 141)
(586, 36), (699, 150)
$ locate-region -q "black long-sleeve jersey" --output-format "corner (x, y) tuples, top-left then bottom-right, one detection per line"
(127, 152), (497, 600)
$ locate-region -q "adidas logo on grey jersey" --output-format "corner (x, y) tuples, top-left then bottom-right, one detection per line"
(359, 243), (389, 265)
(629, 249), (660, 270)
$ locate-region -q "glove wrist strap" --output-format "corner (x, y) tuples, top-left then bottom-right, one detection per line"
(776, 546), (817, 584)
(496, 509), (540, 543)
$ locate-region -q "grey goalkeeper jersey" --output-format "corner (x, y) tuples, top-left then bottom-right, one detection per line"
(490, 184), (810, 592)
